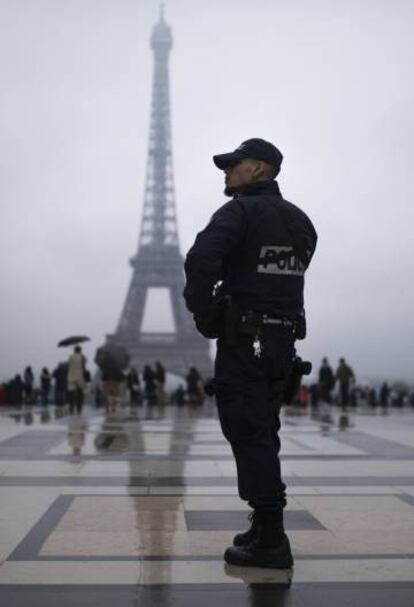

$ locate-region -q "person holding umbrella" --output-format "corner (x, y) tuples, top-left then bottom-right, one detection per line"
(57, 336), (90, 415)
(67, 346), (87, 415)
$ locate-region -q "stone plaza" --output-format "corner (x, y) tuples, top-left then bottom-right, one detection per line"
(0, 400), (413, 605)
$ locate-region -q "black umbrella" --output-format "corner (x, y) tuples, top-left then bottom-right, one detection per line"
(58, 335), (90, 347)
(94, 344), (130, 372)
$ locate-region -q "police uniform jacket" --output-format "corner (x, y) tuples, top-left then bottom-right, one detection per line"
(184, 179), (317, 318)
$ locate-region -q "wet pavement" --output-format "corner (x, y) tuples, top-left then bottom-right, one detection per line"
(0, 400), (413, 605)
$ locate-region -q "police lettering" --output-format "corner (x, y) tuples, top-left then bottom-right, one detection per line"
(257, 246), (305, 276)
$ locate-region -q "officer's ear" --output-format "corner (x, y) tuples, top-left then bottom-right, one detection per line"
(252, 160), (266, 180)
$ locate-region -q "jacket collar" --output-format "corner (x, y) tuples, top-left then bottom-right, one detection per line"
(235, 179), (281, 198)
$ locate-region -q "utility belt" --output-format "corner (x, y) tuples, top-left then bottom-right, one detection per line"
(240, 311), (295, 329)
(224, 300), (306, 344)
(194, 294), (306, 343)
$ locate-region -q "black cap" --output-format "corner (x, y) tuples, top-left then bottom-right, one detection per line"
(213, 138), (283, 171)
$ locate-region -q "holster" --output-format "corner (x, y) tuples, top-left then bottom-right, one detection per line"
(283, 356), (312, 404)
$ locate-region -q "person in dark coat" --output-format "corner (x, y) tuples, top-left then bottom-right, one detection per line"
(336, 358), (355, 409)
(40, 367), (51, 405)
(368, 387), (378, 408)
(23, 366), (34, 405)
(126, 367), (141, 406)
(8, 375), (25, 406)
(143, 365), (157, 405)
(101, 367), (124, 413)
(183, 138), (317, 569)
(380, 382), (390, 408)
(52, 363), (67, 407)
(186, 366), (203, 405)
(155, 361), (167, 405)
(318, 357), (335, 403)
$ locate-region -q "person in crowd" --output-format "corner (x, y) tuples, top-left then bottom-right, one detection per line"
(9, 375), (25, 406)
(380, 382), (390, 408)
(336, 358), (355, 409)
(155, 361), (167, 405)
(101, 366), (124, 413)
(126, 367), (142, 406)
(23, 366), (34, 405)
(52, 363), (67, 407)
(368, 387), (377, 408)
(186, 366), (203, 405)
(143, 365), (157, 405)
(67, 346), (86, 415)
(318, 357), (335, 404)
(40, 367), (51, 405)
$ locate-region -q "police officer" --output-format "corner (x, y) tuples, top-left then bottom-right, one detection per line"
(183, 138), (317, 569)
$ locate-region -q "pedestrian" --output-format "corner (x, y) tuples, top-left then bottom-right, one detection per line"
(155, 361), (167, 405)
(52, 363), (67, 407)
(23, 366), (34, 405)
(368, 387), (378, 408)
(185, 366), (203, 405)
(126, 367), (142, 406)
(9, 375), (25, 406)
(40, 367), (51, 405)
(143, 365), (157, 405)
(336, 358), (355, 409)
(183, 138), (317, 568)
(101, 367), (124, 413)
(67, 346), (86, 415)
(380, 382), (390, 408)
(318, 357), (335, 403)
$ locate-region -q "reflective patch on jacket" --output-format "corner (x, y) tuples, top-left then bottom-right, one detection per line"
(257, 246), (306, 276)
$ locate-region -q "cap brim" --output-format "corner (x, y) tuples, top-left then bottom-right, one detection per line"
(213, 152), (245, 170)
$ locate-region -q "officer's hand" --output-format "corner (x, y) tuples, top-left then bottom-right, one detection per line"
(193, 298), (224, 338)
(194, 313), (221, 339)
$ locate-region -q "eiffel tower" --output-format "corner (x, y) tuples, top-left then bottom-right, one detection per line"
(106, 8), (212, 377)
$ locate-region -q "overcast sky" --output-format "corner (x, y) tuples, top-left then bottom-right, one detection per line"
(1, 0), (413, 383)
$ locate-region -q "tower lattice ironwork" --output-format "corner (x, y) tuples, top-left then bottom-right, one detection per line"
(107, 9), (212, 376)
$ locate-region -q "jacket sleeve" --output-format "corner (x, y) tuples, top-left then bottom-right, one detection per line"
(183, 199), (246, 314)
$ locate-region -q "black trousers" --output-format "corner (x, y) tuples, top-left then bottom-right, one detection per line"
(69, 388), (84, 415)
(340, 382), (350, 407)
(214, 326), (295, 514)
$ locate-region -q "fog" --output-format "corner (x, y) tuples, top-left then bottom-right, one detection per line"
(1, 0), (413, 383)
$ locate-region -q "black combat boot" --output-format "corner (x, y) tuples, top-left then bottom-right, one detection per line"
(233, 511), (259, 547)
(225, 511), (293, 569)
